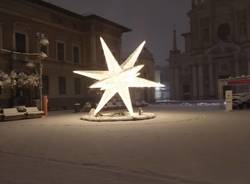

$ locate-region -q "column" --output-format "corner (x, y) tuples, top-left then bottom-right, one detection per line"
(198, 65), (204, 99)
(192, 65), (198, 99)
(174, 68), (180, 100)
(209, 63), (214, 97)
(248, 56), (250, 92)
(235, 61), (239, 76)
(213, 63), (219, 99)
(234, 53), (240, 76)
(248, 59), (250, 75)
(170, 67), (176, 99)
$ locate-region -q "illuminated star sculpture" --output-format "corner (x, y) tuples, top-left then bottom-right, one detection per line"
(74, 37), (164, 116)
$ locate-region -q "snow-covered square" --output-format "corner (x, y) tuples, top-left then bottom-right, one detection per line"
(0, 104), (250, 184)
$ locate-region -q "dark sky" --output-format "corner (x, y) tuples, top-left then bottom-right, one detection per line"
(45, 0), (191, 65)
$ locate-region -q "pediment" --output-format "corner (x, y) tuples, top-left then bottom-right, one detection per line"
(206, 41), (240, 55)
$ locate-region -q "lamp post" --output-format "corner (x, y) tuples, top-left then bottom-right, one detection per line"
(36, 33), (49, 110)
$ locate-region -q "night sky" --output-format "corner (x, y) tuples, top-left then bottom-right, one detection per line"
(45, 0), (191, 65)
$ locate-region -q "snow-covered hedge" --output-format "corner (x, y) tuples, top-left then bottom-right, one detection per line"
(0, 70), (39, 88)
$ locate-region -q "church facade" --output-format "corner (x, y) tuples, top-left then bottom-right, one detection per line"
(169, 0), (250, 100)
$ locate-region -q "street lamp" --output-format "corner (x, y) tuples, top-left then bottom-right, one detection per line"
(36, 32), (49, 110)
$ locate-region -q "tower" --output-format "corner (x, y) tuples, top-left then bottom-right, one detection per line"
(170, 29), (181, 55)
(169, 29), (181, 100)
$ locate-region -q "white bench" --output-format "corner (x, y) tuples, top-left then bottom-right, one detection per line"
(3, 108), (26, 121)
(26, 107), (44, 119)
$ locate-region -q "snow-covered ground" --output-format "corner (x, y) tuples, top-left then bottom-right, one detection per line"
(0, 104), (250, 184)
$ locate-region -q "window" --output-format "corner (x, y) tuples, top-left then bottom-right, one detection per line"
(239, 22), (247, 37)
(200, 17), (210, 43)
(15, 32), (26, 52)
(183, 84), (190, 94)
(201, 28), (210, 43)
(200, 17), (210, 28)
(73, 45), (80, 64)
(218, 23), (231, 41)
(58, 77), (66, 95)
(42, 75), (49, 95)
(194, 0), (205, 5)
(56, 41), (65, 61)
(237, 10), (248, 37)
(74, 78), (81, 95)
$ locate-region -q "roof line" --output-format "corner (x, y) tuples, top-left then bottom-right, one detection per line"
(24, 0), (131, 32)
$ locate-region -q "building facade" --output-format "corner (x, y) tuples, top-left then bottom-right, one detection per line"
(131, 47), (156, 103)
(169, 0), (250, 100)
(0, 0), (130, 110)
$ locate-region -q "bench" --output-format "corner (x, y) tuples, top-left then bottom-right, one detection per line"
(25, 107), (44, 119)
(3, 108), (26, 121)
(0, 109), (3, 122)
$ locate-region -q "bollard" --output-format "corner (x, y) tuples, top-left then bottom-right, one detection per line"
(43, 95), (48, 116)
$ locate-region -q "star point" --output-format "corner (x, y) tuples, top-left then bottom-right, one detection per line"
(74, 37), (164, 116)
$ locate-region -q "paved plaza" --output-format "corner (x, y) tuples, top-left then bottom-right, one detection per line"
(0, 104), (250, 184)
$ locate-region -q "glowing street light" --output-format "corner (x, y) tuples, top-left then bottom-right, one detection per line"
(36, 33), (49, 110)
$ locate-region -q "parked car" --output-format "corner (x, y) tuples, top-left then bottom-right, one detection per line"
(233, 93), (250, 109)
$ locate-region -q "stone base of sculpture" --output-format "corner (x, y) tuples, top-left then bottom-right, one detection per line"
(81, 109), (155, 122)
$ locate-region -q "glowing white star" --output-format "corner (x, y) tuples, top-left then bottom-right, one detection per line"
(74, 37), (164, 116)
